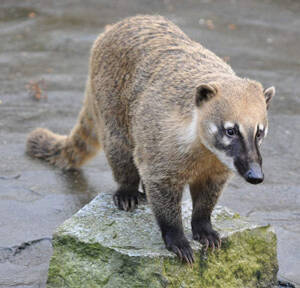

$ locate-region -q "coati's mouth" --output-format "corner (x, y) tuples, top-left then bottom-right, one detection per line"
(244, 163), (264, 184)
(235, 161), (264, 185)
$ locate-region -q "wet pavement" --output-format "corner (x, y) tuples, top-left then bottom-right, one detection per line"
(0, 0), (299, 287)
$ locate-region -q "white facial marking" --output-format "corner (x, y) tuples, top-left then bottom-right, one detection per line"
(208, 122), (218, 135)
(186, 110), (198, 142)
(224, 121), (234, 129)
(265, 126), (268, 137)
(200, 121), (236, 171)
(256, 124), (266, 145)
(200, 137), (236, 172)
(211, 148), (235, 171)
(178, 110), (197, 146)
(222, 136), (231, 146)
(238, 124), (246, 138)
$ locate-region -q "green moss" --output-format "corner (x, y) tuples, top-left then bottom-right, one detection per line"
(48, 236), (113, 288)
(48, 235), (166, 288)
(162, 227), (278, 288)
(232, 213), (241, 219)
(48, 227), (277, 288)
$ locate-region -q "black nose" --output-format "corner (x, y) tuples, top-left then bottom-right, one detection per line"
(245, 163), (264, 184)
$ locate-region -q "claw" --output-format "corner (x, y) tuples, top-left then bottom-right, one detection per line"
(174, 246), (182, 260)
(211, 241), (215, 252)
(191, 251), (195, 263)
(123, 199), (129, 211)
(113, 189), (139, 211)
(117, 198), (121, 209)
(165, 233), (194, 264)
(205, 239), (209, 251)
(113, 195), (117, 206)
(182, 247), (194, 265)
(130, 197), (136, 211)
(183, 254), (190, 264)
(186, 249), (194, 265)
(192, 223), (221, 253)
(217, 238), (222, 249)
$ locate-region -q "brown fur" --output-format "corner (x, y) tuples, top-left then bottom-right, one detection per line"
(27, 83), (101, 169)
(26, 15), (274, 263)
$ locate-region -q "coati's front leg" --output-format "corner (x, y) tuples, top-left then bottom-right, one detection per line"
(189, 176), (227, 250)
(146, 180), (194, 264)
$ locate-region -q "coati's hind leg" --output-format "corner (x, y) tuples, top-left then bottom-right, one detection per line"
(103, 133), (141, 212)
(189, 176), (227, 250)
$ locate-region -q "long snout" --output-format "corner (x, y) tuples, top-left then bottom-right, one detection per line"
(244, 162), (264, 184)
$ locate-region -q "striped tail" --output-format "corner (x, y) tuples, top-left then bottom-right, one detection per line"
(26, 90), (101, 170)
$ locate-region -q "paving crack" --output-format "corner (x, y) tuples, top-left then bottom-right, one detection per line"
(0, 237), (52, 263)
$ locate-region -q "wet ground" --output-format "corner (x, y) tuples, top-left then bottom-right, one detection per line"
(0, 0), (299, 287)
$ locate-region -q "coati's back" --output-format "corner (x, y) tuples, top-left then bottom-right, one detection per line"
(90, 15), (235, 113)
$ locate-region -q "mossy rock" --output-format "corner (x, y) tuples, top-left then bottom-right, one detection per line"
(47, 192), (278, 288)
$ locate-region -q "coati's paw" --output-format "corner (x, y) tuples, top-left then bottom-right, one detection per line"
(192, 220), (221, 251)
(163, 231), (194, 264)
(113, 188), (139, 211)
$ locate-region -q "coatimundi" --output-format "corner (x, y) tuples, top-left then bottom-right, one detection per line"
(27, 15), (275, 264)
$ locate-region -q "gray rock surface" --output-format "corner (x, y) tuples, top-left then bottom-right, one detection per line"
(0, 238), (52, 288)
(48, 192), (278, 288)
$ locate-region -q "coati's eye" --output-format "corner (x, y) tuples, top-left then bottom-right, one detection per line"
(225, 128), (236, 137)
(256, 129), (263, 139)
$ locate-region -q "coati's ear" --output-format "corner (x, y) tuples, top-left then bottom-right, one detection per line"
(195, 84), (218, 107)
(263, 86), (275, 109)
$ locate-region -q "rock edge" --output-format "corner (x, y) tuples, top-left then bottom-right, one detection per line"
(47, 192), (278, 288)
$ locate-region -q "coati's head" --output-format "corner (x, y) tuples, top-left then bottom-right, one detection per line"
(195, 79), (275, 184)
